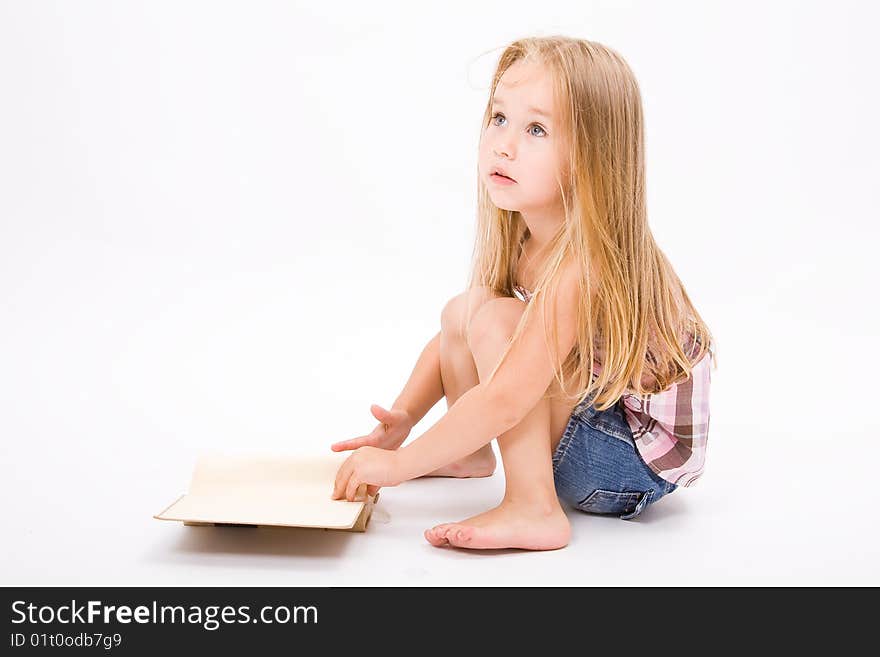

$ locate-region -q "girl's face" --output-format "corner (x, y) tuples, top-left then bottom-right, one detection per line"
(479, 60), (566, 215)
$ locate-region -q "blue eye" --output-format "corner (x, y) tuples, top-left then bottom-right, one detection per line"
(490, 113), (547, 137)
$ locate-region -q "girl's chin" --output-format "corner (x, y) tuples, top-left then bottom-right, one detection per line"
(488, 191), (521, 208)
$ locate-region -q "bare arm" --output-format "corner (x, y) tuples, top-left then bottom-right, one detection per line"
(396, 263), (582, 481)
(390, 330), (445, 426)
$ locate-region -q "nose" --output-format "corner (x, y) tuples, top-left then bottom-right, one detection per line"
(493, 143), (512, 159)
(492, 135), (514, 159)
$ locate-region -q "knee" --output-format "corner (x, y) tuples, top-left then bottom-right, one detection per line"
(466, 297), (527, 355)
(440, 285), (498, 342)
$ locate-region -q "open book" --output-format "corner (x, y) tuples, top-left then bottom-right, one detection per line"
(154, 451), (380, 532)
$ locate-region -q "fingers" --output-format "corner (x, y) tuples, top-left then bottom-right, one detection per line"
(331, 406), (395, 452)
(330, 435), (372, 452)
(332, 458), (352, 500)
(346, 480), (367, 503)
(332, 459), (366, 502)
(371, 403), (386, 418)
(331, 450), (378, 502)
(333, 475), (379, 502)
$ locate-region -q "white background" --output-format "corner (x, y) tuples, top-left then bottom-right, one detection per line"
(2, 0), (877, 586)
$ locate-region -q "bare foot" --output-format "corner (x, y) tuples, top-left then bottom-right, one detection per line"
(421, 444), (496, 478)
(424, 500), (571, 551)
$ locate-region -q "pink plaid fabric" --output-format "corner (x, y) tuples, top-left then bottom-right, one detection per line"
(617, 352), (711, 487)
(513, 282), (711, 487)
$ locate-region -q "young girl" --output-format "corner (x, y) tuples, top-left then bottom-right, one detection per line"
(330, 35), (716, 551)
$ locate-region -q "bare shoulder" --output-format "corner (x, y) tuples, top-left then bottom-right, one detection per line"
(554, 255), (590, 305)
(530, 258), (582, 334)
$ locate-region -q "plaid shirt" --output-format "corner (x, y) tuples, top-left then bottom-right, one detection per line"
(618, 351), (711, 487)
(513, 283), (711, 487)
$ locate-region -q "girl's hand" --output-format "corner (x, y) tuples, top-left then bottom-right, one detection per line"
(331, 446), (403, 501)
(330, 404), (414, 452)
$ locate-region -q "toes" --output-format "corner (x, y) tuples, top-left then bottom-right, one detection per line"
(446, 525), (473, 546)
(424, 522), (484, 548)
(424, 524), (454, 547)
(424, 529), (447, 547)
(433, 523), (455, 537)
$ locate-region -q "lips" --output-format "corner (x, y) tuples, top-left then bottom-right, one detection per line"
(491, 169), (516, 182)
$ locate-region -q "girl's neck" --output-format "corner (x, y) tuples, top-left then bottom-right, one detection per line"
(516, 234), (546, 292)
(520, 205), (564, 253)
(522, 229), (552, 255)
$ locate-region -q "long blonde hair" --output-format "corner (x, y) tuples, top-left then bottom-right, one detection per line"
(466, 35), (717, 411)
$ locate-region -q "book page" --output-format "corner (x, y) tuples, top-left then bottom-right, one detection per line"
(155, 450), (374, 529)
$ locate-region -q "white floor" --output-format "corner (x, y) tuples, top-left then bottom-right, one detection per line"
(3, 402), (876, 586)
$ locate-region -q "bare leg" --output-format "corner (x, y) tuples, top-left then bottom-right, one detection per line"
(422, 289), (497, 478)
(424, 297), (571, 550)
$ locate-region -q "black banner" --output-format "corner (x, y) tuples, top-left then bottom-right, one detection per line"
(0, 586), (870, 652)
